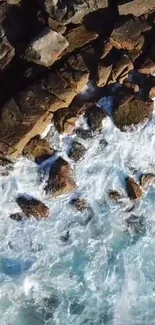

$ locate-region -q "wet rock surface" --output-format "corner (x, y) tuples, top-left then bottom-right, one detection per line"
(69, 141), (86, 162)
(16, 195), (49, 219)
(22, 135), (54, 164)
(126, 177), (142, 200)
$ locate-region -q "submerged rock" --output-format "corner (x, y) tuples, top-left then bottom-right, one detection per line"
(22, 135), (54, 164)
(16, 195), (49, 219)
(140, 173), (155, 189)
(75, 128), (92, 140)
(84, 104), (106, 132)
(25, 27), (69, 67)
(124, 214), (145, 234)
(113, 96), (153, 131)
(69, 141), (86, 162)
(10, 212), (23, 221)
(69, 197), (88, 212)
(108, 190), (122, 202)
(126, 177), (142, 200)
(45, 157), (77, 197)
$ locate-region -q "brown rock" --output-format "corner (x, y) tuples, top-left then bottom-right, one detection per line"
(138, 58), (155, 75)
(119, 0), (155, 17)
(97, 63), (112, 87)
(110, 17), (145, 51)
(108, 190), (122, 202)
(69, 141), (86, 162)
(123, 80), (139, 93)
(113, 96), (153, 131)
(100, 41), (113, 59)
(45, 157), (77, 197)
(63, 25), (98, 54)
(149, 86), (155, 99)
(84, 104), (106, 132)
(109, 56), (133, 84)
(25, 27), (69, 67)
(16, 195), (49, 219)
(22, 135), (54, 164)
(126, 177), (142, 200)
(0, 37), (15, 70)
(69, 198), (88, 212)
(140, 173), (155, 188)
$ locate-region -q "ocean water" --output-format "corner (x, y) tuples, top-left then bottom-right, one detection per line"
(1, 104), (155, 325)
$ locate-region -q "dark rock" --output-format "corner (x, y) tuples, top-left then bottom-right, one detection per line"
(48, 17), (66, 34)
(84, 104), (106, 132)
(10, 212), (23, 221)
(0, 37), (15, 70)
(126, 177), (142, 200)
(76, 128), (92, 139)
(140, 173), (155, 188)
(124, 214), (145, 234)
(0, 155), (13, 176)
(138, 57), (155, 75)
(60, 230), (70, 242)
(108, 190), (122, 202)
(110, 17), (145, 51)
(69, 197), (88, 211)
(69, 141), (86, 162)
(123, 80), (139, 93)
(16, 195), (49, 219)
(45, 157), (77, 197)
(25, 27), (69, 67)
(113, 96), (153, 131)
(22, 135), (54, 164)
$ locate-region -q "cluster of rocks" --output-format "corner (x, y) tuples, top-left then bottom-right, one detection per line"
(0, 0), (155, 221)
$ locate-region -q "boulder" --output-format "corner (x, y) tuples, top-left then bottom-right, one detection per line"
(25, 27), (69, 67)
(126, 177), (142, 200)
(110, 17), (145, 51)
(113, 96), (153, 131)
(140, 173), (155, 188)
(45, 157), (77, 197)
(84, 104), (106, 132)
(38, 0), (108, 25)
(119, 0), (155, 17)
(22, 135), (54, 164)
(109, 55), (134, 84)
(0, 37), (15, 70)
(16, 195), (49, 219)
(138, 57), (155, 75)
(97, 63), (112, 87)
(100, 41), (113, 59)
(69, 198), (88, 212)
(108, 190), (122, 202)
(69, 141), (86, 162)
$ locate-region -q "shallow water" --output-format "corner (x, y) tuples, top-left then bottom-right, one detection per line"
(1, 109), (155, 324)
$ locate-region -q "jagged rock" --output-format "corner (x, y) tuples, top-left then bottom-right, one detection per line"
(119, 0), (155, 17)
(45, 157), (77, 197)
(97, 63), (112, 87)
(25, 27), (69, 67)
(69, 197), (87, 211)
(123, 80), (139, 93)
(76, 128), (92, 139)
(108, 190), (122, 202)
(0, 37), (15, 70)
(63, 25), (98, 54)
(16, 195), (49, 219)
(109, 55), (134, 84)
(126, 177), (142, 200)
(138, 58), (155, 75)
(110, 17), (146, 51)
(140, 173), (155, 188)
(38, 0), (108, 25)
(84, 104), (106, 132)
(22, 135), (54, 164)
(10, 212), (23, 221)
(124, 214), (145, 234)
(113, 96), (153, 131)
(69, 141), (86, 162)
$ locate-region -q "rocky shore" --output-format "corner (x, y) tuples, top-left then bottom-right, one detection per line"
(0, 0), (155, 221)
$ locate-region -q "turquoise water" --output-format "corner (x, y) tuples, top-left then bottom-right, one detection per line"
(1, 113), (155, 324)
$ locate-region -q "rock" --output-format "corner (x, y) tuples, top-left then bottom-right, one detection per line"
(84, 104), (106, 132)
(25, 27), (69, 67)
(16, 195), (49, 219)
(119, 0), (155, 17)
(124, 214), (145, 234)
(75, 128), (92, 139)
(60, 230), (70, 242)
(69, 198), (88, 212)
(138, 58), (155, 75)
(126, 177), (142, 200)
(6, 0), (21, 3)
(0, 37), (15, 70)
(45, 157), (77, 197)
(38, 0), (108, 25)
(97, 63), (112, 87)
(69, 141), (86, 162)
(98, 138), (108, 149)
(149, 86), (155, 99)
(0, 155), (13, 176)
(140, 173), (155, 188)
(100, 41), (113, 59)
(123, 80), (139, 93)
(63, 25), (98, 54)
(110, 17), (145, 51)
(109, 55), (134, 84)
(22, 135), (54, 164)
(113, 96), (153, 131)
(108, 190), (122, 202)
(48, 17), (66, 34)
(10, 212), (23, 221)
